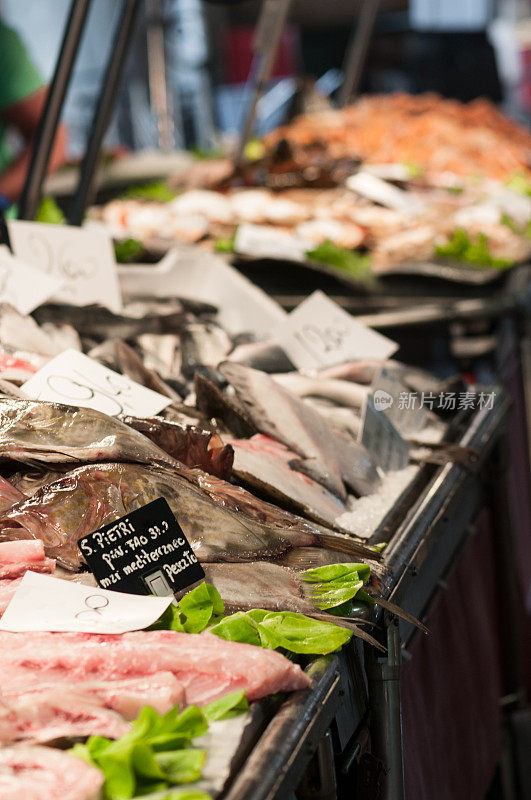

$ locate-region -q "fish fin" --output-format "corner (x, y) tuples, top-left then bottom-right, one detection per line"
(307, 612), (385, 651)
(367, 592), (428, 633)
(315, 530), (382, 562)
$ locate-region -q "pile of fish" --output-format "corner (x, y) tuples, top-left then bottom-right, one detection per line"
(0, 298), (447, 798)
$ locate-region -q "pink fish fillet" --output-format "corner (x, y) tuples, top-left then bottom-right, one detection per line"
(0, 539), (55, 579)
(0, 630), (311, 704)
(2, 672), (185, 720)
(0, 558), (55, 580)
(0, 745), (103, 800)
(0, 687), (131, 744)
(0, 539), (45, 563)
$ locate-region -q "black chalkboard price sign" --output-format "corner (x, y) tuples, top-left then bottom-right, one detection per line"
(78, 498), (205, 596)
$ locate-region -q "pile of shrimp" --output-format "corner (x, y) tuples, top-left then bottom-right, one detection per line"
(265, 93), (531, 182)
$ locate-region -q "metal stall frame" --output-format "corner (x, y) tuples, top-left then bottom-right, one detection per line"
(221, 390), (515, 800)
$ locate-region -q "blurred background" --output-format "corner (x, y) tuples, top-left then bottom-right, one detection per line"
(1, 0), (529, 156)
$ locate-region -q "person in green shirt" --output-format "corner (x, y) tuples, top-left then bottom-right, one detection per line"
(0, 20), (67, 204)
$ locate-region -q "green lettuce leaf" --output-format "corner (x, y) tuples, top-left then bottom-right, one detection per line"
(306, 240), (372, 280)
(178, 583), (224, 633)
(120, 181), (177, 202)
(435, 229), (514, 269)
(114, 237), (144, 264)
(202, 690), (249, 722)
(155, 749), (206, 784)
(210, 609), (352, 655)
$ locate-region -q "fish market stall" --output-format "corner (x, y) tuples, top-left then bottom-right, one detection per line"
(0, 239), (520, 799)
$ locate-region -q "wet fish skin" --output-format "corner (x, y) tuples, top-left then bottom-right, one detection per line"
(272, 374), (369, 409)
(219, 361), (347, 499)
(194, 372), (257, 437)
(123, 415), (234, 480)
(0, 399), (178, 469)
(0, 462), (377, 570)
(220, 362), (380, 499)
(33, 302), (188, 341)
(114, 339), (182, 401)
(180, 321), (232, 378)
(0, 463), (316, 569)
(228, 341), (295, 373)
(228, 434), (347, 529)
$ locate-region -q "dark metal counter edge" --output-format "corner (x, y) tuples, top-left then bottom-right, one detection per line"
(222, 656), (342, 800)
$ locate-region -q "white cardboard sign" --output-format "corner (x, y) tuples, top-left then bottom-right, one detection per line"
(275, 290), (398, 370)
(0, 246), (63, 315)
(22, 349), (172, 418)
(7, 220), (122, 312)
(0, 571), (173, 634)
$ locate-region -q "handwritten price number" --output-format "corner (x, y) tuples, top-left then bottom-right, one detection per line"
(75, 594), (109, 622)
(293, 321), (350, 359)
(45, 369), (136, 416)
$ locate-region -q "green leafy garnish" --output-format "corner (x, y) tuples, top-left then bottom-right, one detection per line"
(446, 185), (464, 194)
(215, 234), (236, 253)
(148, 583), (223, 635)
(403, 161), (424, 178)
(71, 693), (246, 800)
(301, 563), (371, 612)
(306, 240), (372, 281)
(149, 581), (355, 654)
(435, 228), (514, 269)
(202, 690), (249, 722)
(120, 181), (177, 203)
(114, 237), (144, 263)
(501, 213), (531, 239)
(35, 195), (65, 224)
(209, 609), (352, 654)
(506, 172), (531, 197)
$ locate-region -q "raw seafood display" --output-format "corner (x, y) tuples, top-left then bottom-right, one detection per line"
(91, 94), (531, 277)
(0, 289), (436, 799)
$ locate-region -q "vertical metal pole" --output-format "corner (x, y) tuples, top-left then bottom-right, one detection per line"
(68, 0), (142, 226)
(338, 0), (380, 108)
(234, 0), (292, 167)
(366, 620), (405, 800)
(147, 0), (176, 150)
(18, 0), (93, 220)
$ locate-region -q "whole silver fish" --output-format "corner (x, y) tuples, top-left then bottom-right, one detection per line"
(0, 462), (375, 570)
(219, 362), (381, 499)
(0, 399), (178, 468)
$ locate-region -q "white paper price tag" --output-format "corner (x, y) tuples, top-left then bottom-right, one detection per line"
(7, 220), (122, 312)
(0, 571), (173, 634)
(0, 247), (63, 315)
(359, 394), (409, 472)
(372, 367), (427, 434)
(22, 349), (172, 417)
(234, 223), (308, 262)
(275, 290), (398, 370)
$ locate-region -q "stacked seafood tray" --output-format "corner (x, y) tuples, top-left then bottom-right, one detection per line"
(0, 280), (465, 800)
(92, 94), (531, 290)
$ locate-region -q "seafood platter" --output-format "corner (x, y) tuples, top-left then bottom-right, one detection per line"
(91, 94), (531, 293)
